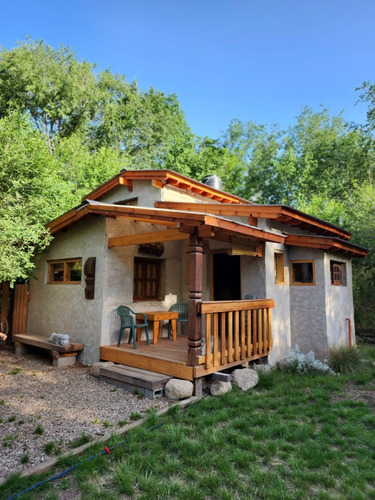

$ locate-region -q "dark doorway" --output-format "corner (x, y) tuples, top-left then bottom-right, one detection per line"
(212, 253), (241, 300)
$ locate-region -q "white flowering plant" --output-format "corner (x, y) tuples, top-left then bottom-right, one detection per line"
(281, 345), (336, 375)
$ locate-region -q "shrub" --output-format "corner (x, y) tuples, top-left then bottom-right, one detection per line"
(329, 345), (360, 374)
(281, 345), (336, 375)
(33, 424), (44, 435)
(68, 433), (92, 449)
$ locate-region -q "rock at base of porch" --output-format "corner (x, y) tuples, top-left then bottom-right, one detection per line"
(210, 380), (232, 396)
(231, 368), (259, 391)
(253, 364), (273, 374)
(165, 379), (194, 400)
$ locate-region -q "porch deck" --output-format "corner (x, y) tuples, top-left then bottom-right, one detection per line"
(100, 299), (272, 382)
(100, 336), (195, 380)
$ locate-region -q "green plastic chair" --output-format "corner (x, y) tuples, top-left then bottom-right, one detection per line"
(168, 302), (188, 338)
(116, 306), (149, 349)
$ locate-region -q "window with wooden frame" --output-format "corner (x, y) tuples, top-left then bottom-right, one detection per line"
(290, 260), (315, 286)
(274, 252), (285, 284)
(133, 258), (161, 301)
(330, 261), (346, 286)
(48, 259), (82, 284)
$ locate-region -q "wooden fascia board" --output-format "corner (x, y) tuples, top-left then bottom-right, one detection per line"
(286, 234), (367, 258)
(203, 215), (285, 243)
(155, 202), (349, 240)
(87, 208), (202, 227)
(252, 206), (351, 240)
(155, 202), (254, 214)
(108, 229), (189, 248)
(47, 206), (90, 234)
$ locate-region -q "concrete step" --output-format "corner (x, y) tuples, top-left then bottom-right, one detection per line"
(100, 364), (172, 399)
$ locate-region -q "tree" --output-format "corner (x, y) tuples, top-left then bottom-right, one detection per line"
(222, 119), (285, 202)
(0, 112), (71, 282)
(0, 39), (101, 152)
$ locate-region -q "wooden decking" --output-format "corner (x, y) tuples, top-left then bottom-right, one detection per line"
(100, 336), (195, 381)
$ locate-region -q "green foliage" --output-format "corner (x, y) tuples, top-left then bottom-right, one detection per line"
(329, 346), (361, 374)
(0, 38), (100, 150)
(33, 424), (44, 435)
(20, 453), (29, 464)
(68, 433), (92, 449)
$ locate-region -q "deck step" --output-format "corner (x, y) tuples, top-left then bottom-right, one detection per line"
(100, 364), (172, 399)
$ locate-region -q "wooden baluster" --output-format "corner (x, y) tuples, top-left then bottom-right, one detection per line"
(240, 310), (246, 360)
(234, 311), (240, 361)
(246, 310), (252, 357)
(258, 309), (263, 353)
(221, 312), (227, 365)
(205, 313), (212, 369)
(252, 309), (257, 355)
(268, 308), (273, 350)
(213, 313), (219, 367)
(263, 308), (268, 352)
(228, 312), (233, 362)
(188, 234), (203, 366)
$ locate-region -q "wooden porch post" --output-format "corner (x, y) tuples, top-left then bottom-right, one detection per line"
(187, 233), (203, 367)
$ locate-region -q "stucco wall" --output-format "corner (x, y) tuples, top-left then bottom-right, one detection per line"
(27, 217), (107, 365)
(289, 247), (328, 358)
(98, 180), (162, 207)
(324, 254), (354, 349)
(98, 179), (223, 207)
(264, 242), (292, 364)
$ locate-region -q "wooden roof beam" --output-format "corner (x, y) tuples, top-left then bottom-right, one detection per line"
(108, 229), (189, 248)
(118, 177), (133, 191)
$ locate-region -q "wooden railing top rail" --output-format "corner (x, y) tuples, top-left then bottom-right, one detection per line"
(199, 299), (274, 314)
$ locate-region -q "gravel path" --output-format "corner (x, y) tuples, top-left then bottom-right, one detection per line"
(0, 347), (170, 483)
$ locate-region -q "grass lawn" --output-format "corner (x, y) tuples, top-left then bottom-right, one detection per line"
(1, 345), (375, 500)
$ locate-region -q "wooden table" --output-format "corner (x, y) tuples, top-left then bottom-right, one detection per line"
(136, 311), (179, 344)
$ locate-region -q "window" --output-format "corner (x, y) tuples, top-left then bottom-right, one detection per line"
(134, 258), (161, 301)
(331, 261), (346, 286)
(274, 253), (285, 284)
(290, 260), (315, 286)
(48, 259), (82, 284)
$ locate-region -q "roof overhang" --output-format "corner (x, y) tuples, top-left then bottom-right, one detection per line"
(83, 169), (250, 205)
(285, 234), (367, 258)
(155, 202), (351, 240)
(47, 200), (285, 246)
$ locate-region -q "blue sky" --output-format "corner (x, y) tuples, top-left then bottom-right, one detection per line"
(2, 0), (374, 138)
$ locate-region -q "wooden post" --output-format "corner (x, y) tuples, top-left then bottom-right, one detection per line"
(1, 282), (10, 320)
(187, 233), (203, 367)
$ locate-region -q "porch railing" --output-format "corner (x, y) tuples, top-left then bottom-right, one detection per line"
(199, 299), (274, 370)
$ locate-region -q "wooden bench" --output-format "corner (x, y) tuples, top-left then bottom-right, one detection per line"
(14, 334), (84, 367)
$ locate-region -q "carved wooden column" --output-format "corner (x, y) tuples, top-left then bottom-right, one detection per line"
(187, 233), (203, 367)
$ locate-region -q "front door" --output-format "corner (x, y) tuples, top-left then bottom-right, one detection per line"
(212, 253), (241, 300)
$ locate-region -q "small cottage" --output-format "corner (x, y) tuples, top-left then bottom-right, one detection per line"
(21, 169), (366, 381)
